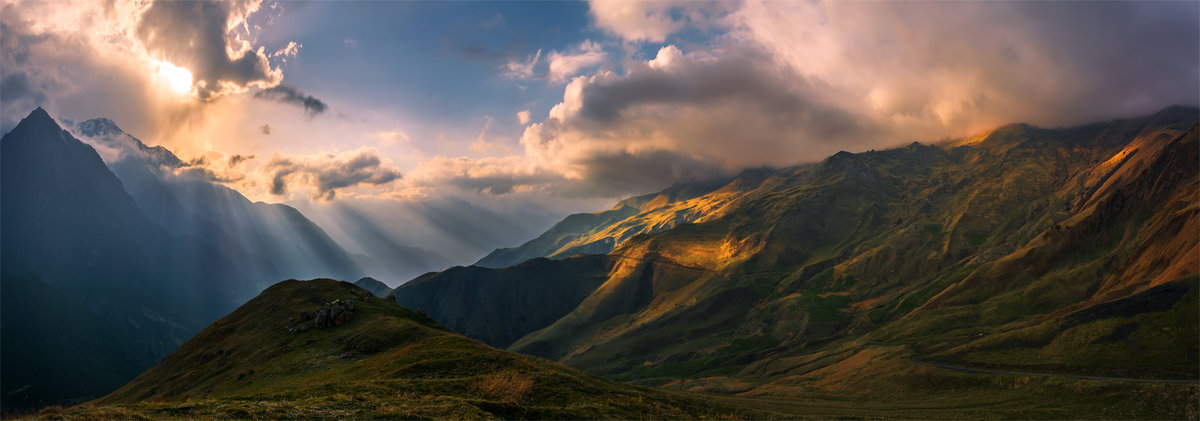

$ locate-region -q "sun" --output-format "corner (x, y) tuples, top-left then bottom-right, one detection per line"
(156, 60), (193, 95)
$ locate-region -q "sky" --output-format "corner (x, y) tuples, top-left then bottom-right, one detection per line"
(2, 0), (1198, 267)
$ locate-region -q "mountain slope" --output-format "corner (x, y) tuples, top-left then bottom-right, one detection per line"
(398, 106), (1199, 412)
(394, 255), (616, 348)
(50, 279), (772, 419)
(475, 181), (731, 268)
(0, 274), (146, 412)
(354, 276), (393, 297)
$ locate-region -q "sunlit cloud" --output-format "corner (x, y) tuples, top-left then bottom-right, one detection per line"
(136, 0), (283, 100)
(376, 130), (411, 145)
(546, 40), (607, 83)
(261, 146), (403, 201)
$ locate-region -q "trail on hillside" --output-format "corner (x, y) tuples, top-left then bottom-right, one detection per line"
(910, 357), (1199, 384)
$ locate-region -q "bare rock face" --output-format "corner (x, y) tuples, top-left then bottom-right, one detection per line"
(314, 307), (330, 328)
(300, 297), (360, 331)
(331, 300), (346, 325)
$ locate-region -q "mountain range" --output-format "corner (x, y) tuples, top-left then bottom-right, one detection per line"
(389, 106), (1198, 414)
(3, 106), (1197, 418)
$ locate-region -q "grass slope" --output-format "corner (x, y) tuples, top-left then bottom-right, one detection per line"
(37, 279), (773, 420)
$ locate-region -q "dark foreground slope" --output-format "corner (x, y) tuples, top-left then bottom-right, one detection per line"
(41, 279), (771, 420)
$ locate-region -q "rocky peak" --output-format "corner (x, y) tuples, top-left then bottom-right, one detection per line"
(77, 118), (125, 137)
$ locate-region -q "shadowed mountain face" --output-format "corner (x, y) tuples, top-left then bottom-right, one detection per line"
(48, 279), (770, 420)
(395, 106), (1199, 408)
(0, 108), (223, 410)
(395, 255), (616, 348)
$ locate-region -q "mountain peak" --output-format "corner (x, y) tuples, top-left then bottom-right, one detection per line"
(77, 118), (125, 137)
(13, 106), (62, 135)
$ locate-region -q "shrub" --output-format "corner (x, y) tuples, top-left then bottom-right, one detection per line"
(474, 371), (535, 404)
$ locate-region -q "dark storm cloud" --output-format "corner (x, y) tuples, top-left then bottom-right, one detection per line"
(254, 85), (329, 117)
(574, 46), (865, 139)
(136, 0), (282, 100)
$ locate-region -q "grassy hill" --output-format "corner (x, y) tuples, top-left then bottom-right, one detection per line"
(38, 279), (776, 419)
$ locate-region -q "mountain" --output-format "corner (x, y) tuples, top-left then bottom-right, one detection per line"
(64, 117), (363, 286)
(46, 279), (772, 419)
(392, 106), (1199, 417)
(353, 276), (392, 297)
(474, 180), (730, 268)
(0, 108), (227, 410)
(394, 255), (616, 348)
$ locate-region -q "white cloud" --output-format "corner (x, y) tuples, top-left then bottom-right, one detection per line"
(588, 0), (733, 43)
(546, 40), (607, 83)
(588, 1), (686, 43)
(501, 49), (542, 79)
(376, 130), (411, 145)
(516, 110), (531, 125)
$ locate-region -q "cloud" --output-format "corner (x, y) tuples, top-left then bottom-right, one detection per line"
(518, 43), (874, 196)
(589, 1), (686, 43)
(260, 124), (272, 135)
(136, 0), (284, 100)
(728, 0), (1200, 136)
(501, 49), (541, 79)
(482, 13), (506, 30)
(0, 0), (298, 141)
(344, 38), (358, 49)
(271, 41), (301, 64)
(262, 147), (403, 201)
(173, 150), (257, 183)
(492, 0), (1198, 199)
(546, 40), (607, 83)
(588, 1), (732, 43)
(406, 156), (561, 195)
(254, 84), (329, 117)
(516, 110), (531, 125)
(376, 130), (411, 145)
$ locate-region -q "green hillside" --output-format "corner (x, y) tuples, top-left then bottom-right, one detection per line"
(38, 279), (774, 419)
